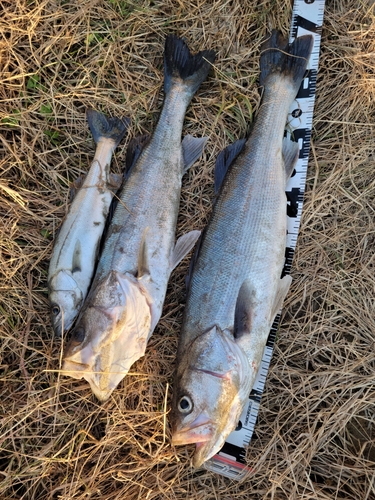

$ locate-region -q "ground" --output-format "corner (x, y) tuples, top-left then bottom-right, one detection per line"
(1, 0), (375, 499)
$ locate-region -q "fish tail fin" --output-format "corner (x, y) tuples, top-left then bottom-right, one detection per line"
(164, 35), (216, 96)
(260, 30), (313, 92)
(86, 109), (130, 147)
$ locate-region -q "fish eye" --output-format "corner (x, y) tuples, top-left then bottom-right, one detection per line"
(51, 305), (60, 316)
(178, 395), (193, 414)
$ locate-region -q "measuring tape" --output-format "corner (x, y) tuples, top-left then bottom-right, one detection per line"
(204, 0), (325, 479)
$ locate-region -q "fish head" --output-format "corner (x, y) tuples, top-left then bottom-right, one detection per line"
(48, 270), (83, 336)
(62, 270), (152, 401)
(171, 326), (253, 467)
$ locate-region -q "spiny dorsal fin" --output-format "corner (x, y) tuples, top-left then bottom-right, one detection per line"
(214, 138), (247, 194)
(282, 138), (299, 181)
(170, 230), (201, 271)
(271, 275), (292, 320)
(233, 279), (256, 339)
(138, 228), (150, 279)
(182, 135), (208, 174)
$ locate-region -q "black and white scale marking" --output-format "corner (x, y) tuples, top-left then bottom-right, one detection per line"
(204, 0), (325, 480)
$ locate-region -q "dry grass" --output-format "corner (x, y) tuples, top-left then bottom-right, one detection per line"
(1, 0), (375, 498)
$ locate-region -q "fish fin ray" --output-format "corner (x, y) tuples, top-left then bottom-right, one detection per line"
(164, 35), (216, 95)
(214, 138), (247, 194)
(138, 228), (151, 279)
(271, 275), (292, 320)
(108, 173), (123, 189)
(233, 278), (256, 339)
(282, 138), (299, 181)
(185, 229), (204, 289)
(86, 108), (130, 147)
(171, 230), (201, 271)
(69, 175), (85, 201)
(260, 30), (313, 91)
(182, 135), (208, 173)
(72, 240), (82, 274)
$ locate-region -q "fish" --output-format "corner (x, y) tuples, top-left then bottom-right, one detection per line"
(48, 109), (130, 337)
(62, 35), (216, 401)
(170, 31), (314, 467)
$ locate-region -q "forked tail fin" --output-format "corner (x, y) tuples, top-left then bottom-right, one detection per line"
(260, 30), (314, 92)
(164, 35), (216, 96)
(86, 108), (130, 147)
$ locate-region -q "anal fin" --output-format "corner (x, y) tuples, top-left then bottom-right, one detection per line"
(182, 135), (208, 173)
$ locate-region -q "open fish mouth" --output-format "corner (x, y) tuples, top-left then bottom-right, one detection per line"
(172, 423), (213, 446)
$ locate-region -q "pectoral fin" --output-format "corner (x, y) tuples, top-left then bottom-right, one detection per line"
(170, 230), (201, 271)
(137, 228), (151, 279)
(182, 135), (208, 173)
(72, 240), (82, 274)
(233, 278), (256, 339)
(271, 274), (292, 320)
(282, 138), (299, 181)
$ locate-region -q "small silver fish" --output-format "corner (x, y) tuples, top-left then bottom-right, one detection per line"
(62, 35), (216, 401)
(171, 31), (314, 467)
(48, 109), (129, 336)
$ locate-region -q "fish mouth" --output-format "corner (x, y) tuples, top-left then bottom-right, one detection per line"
(172, 424), (222, 468)
(172, 413), (214, 446)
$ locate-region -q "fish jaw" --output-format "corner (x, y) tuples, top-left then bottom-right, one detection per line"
(48, 270), (83, 336)
(171, 326), (254, 467)
(62, 270), (152, 401)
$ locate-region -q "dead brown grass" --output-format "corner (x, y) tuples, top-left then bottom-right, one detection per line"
(1, 0), (375, 498)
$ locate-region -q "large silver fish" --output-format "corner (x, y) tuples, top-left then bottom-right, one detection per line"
(48, 109), (129, 336)
(62, 35), (216, 401)
(171, 31), (314, 467)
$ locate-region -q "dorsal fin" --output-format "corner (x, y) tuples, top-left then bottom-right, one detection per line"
(125, 134), (150, 179)
(214, 138), (246, 194)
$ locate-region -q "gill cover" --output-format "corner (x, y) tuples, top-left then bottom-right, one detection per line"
(62, 270), (152, 401)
